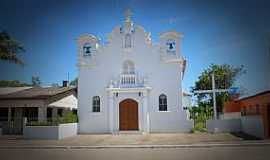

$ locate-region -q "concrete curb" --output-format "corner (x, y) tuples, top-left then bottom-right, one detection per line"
(1, 142), (270, 150)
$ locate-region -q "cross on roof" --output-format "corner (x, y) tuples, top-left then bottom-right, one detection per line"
(124, 8), (132, 22)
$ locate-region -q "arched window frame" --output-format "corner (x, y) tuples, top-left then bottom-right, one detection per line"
(92, 96), (100, 112)
(83, 43), (92, 56)
(159, 94), (167, 111)
(124, 33), (132, 48)
(123, 60), (135, 74)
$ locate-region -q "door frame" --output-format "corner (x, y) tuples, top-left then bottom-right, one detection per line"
(119, 99), (139, 131)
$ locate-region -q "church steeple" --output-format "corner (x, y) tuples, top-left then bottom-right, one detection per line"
(121, 8), (134, 34)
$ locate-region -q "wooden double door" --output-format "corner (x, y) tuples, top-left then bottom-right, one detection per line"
(119, 99), (139, 130)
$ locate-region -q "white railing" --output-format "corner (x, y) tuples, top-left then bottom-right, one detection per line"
(121, 74), (136, 85)
(109, 73), (148, 88)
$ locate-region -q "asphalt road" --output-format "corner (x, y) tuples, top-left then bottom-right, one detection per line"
(1, 146), (270, 160)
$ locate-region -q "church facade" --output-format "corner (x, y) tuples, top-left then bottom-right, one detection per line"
(77, 11), (193, 134)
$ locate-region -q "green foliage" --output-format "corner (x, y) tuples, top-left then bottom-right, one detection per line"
(31, 76), (41, 86)
(192, 64), (245, 113)
(27, 112), (78, 126)
(0, 31), (25, 65)
(192, 122), (207, 133)
(0, 80), (31, 87)
(188, 103), (213, 132)
(189, 64), (245, 132)
(69, 77), (78, 87)
(63, 112), (78, 123)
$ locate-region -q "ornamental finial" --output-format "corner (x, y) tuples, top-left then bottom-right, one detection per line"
(124, 8), (132, 22)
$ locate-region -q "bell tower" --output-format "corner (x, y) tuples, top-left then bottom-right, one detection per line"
(77, 34), (99, 67)
(159, 31), (183, 62)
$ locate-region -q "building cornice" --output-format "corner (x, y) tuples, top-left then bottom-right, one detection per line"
(106, 87), (152, 93)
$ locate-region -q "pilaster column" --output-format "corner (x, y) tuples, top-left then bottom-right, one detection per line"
(14, 108), (23, 134)
(108, 92), (114, 134)
(7, 107), (12, 134)
(38, 107), (47, 121)
(142, 91), (150, 133)
(8, 107), (12, 122)
(52, 108), (58, 120)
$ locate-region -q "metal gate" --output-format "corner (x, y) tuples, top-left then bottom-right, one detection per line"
(0, 117), (24, 135)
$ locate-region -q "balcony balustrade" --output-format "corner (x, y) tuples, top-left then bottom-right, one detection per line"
(109, 73), (147, 88)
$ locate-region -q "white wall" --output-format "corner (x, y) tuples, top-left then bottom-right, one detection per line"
(182, 94), (192, 119)
(24, 123), (77, 140)
(220, 112), (241, 120)
(241, 116), (265, 139)
(58, 123), (78, 139)
(206, 119), (241, 133)
(206, 116), (265, 139)
(150, 111), (193, 132)
(24, 126), (58, 139)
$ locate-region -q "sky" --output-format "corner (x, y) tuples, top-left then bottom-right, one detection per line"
(0, 0), (270, 96)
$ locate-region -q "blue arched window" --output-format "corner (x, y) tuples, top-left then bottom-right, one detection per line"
(159, 94), (167, 111)
(92, 96), (100, 112)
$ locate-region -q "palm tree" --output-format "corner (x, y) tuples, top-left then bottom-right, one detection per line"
(0, 31), (25, 65)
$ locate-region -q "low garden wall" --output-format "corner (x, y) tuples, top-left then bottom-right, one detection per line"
(241, 116), (264, 139)
(150, 111), (193, 132)
(23, 123), (77, 140)
(220, 112), (241, 120)
(206, 119), (241, 133)
(206, 116), (265, 139)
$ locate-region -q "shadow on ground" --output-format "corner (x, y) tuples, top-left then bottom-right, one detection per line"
(230, 132), (261, 140)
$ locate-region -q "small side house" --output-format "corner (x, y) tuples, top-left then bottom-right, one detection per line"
(0, 86), (77, 134)
(223, 90), (270, 139)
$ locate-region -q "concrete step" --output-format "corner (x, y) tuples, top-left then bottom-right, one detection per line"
(118, 131), (143, 134)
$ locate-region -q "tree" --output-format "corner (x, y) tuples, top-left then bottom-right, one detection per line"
(0, 80), (31, 87)
(188, 106), (199, 121)
(69, 77), (78, 87)
(0, 31), (25, 65)
(31, 76), (41, 86)
(192, 64), (245, 114)
(51, 83), (59, 87)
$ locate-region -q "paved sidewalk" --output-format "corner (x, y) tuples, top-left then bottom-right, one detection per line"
(0, 132), (248, 147)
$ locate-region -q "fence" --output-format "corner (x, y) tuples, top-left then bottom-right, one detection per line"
(0, 117), (25, 134)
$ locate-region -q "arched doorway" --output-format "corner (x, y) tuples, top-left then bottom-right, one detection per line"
(119, 99), (138, 130)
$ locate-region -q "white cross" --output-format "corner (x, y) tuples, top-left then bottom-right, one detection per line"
(124, 8), (132, 21)
(193, 73), (230, 120)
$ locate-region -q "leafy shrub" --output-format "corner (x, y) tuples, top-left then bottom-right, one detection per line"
(63, 112), (78, 123)
(193, 122), (207, 132)
(27, 112), (78, 126)
(188, 104), (213, 132)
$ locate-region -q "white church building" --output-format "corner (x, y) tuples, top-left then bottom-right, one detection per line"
(77, 10), (193, 134)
